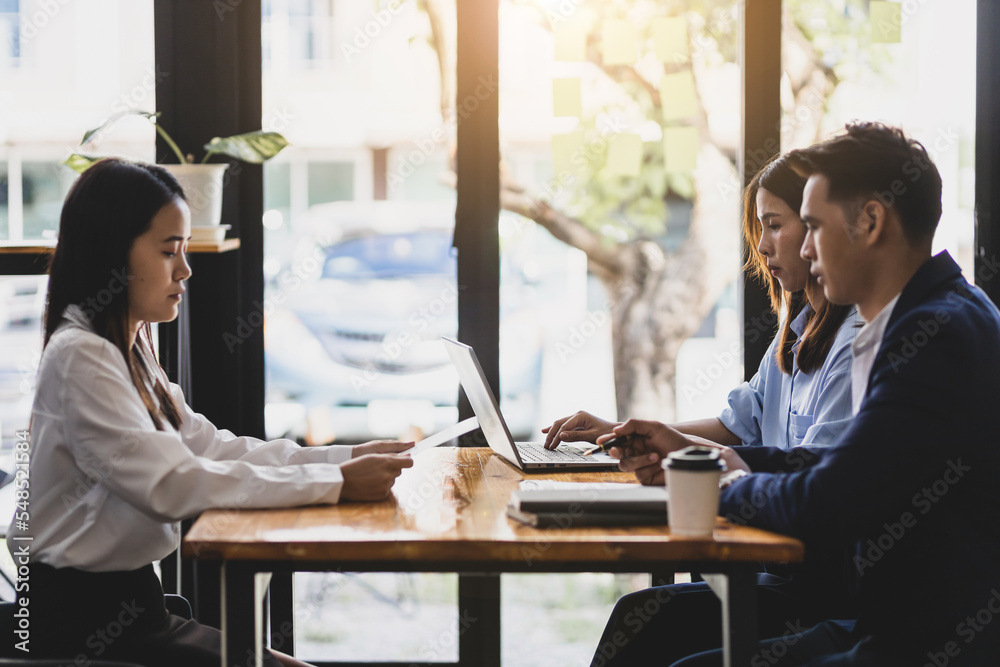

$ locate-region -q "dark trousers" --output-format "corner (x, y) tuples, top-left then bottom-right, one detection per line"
(590, 574), (851, 667)
(23, 562), (282, 667)
(671, 620), (874, 667)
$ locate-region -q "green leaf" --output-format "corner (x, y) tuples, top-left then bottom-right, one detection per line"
(81, 110), (159, 145)
(63, 154), (102, 174)
(202, 131), (289, 164)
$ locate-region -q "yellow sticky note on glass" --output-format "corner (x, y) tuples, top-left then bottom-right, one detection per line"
(602, 19), (637, 65)
(660, 71), (698, 121)
(552, 132), (584, 176)
(663, 126), (698, 173)
(554, 23), (587, 61)
(871, 1), (901, 43)
(553, 79), (582, 117)
(652, 17), (688, 64)
(606, 134), (642, 177)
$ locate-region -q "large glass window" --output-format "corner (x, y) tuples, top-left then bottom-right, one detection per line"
(262, 0), (463, 661)
(498, 0), (745, 432)
(306, 160), (353, 205)
(0, 0), (155, 583)
(495, 1), (743, 661)
(0, 1), (156, 243)
(0, 0), (18, 65)
(21, 161), (74, 239)
(782, 0), (976, 278)
(263, 0), (336, 70)
(0, 275), (44, 451)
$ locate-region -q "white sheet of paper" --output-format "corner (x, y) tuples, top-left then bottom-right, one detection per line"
(410, 416), (480, 454)
(519, 480), (641, 491)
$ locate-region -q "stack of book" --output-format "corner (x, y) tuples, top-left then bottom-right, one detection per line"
(507, 482), (669, 527)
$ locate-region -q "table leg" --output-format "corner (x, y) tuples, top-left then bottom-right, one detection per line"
(704, 567), (758, 667)
(268, 572), (296, 657)
(222, 561), (258, 667)
(458, 573), (501, 667)
(649, 568), (675, 587)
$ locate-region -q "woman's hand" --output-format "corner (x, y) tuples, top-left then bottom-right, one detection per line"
(352, 440), (414, 458)
(340, 454), (414, 501)
(542, 411), (619, 449)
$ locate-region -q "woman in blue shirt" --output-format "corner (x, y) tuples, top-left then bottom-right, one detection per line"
(544, 155), (859, 453)
(542, 154), (860, 667)
(717, 164), (862, 449)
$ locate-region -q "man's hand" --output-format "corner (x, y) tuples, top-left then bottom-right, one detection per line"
(352, 440), (414, 458)
(606, 421), (752, 486)
(717, 447), (751, 475)
(676, 435), (752, 476)
(604, 419), (696, 485)
(340, 454), (413, 501)
(542, 411), (619, 449)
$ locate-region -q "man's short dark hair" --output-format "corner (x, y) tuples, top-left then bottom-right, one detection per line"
(789, 122), (942, 244)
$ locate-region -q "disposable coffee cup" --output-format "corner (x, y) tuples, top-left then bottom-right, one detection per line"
(663, 446), (726, 537)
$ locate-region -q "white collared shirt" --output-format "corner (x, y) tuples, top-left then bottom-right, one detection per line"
(11, 305), (355, 572)
(850, 294), (901, 415)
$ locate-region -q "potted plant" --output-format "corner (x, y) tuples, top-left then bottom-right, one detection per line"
(65, 110), (289, 231)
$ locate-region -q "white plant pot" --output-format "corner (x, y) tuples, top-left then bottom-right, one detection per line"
(162, 164), (229, 227)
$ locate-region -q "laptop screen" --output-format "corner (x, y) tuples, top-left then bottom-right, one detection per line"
(442, 337), (523, 466)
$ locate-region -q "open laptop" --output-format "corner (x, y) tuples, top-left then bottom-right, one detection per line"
(442, 337), (618, 471)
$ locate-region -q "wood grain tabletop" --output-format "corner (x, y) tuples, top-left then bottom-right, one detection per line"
(183, 447), (803, 567)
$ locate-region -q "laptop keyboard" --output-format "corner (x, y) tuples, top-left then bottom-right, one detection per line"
(517, 443), (594, 463)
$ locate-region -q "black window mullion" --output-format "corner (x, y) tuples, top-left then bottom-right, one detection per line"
(454, 0), (500, 425)
(976, 0), (1000, 306)
(740, 0), (782, 380)
(153, 0), (265, 628)
(453, 3), (502, 664)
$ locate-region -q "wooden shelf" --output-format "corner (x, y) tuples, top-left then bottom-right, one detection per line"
(0, 243), (57, 254)
(0, 238), (240, 254)
(187, 238), (241, 253)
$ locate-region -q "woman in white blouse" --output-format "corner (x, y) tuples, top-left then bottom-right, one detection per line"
(11, 158), (413, 666)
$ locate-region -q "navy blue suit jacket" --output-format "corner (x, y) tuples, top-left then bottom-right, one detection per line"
(722, 252), (1000, 663)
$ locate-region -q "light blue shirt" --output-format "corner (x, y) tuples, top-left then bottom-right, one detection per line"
(718, 306), (861, 449)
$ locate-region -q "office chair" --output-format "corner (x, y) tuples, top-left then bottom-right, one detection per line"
(0, 594), (192, 665)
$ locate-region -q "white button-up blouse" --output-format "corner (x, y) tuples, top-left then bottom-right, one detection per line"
(11, 305), (354, 572)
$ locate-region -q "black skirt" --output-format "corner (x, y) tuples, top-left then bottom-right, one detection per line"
(23, 562), (282, 667)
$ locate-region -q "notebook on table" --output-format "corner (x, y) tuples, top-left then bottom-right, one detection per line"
(507, 481), (669, 527)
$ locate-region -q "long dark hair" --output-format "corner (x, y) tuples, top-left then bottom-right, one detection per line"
(46, 158), (185, 430)
(741, 155), (852, 374)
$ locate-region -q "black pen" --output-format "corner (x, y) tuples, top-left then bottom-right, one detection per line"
(582, 434), (631, 457)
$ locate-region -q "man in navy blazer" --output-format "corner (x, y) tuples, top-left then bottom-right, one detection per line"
(610, 123), (1000, 665)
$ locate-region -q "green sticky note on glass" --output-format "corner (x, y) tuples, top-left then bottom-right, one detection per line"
(660, 71), (698, 121)
(606, 133), (642, 177)
(663, 126), (698, 173)
(652, 16), (688, 64)
(602, 19), (637, 66)
(552, 132), (585, 176)
(553, 79), (582, 117)
(554, 23), (587, 61)
(871, 1), (901, 43)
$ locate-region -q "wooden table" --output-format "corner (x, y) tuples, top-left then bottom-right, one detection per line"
(184, 448), (803, 667)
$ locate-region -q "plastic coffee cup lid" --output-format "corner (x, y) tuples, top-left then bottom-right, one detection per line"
(664, 446), (725, 471)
